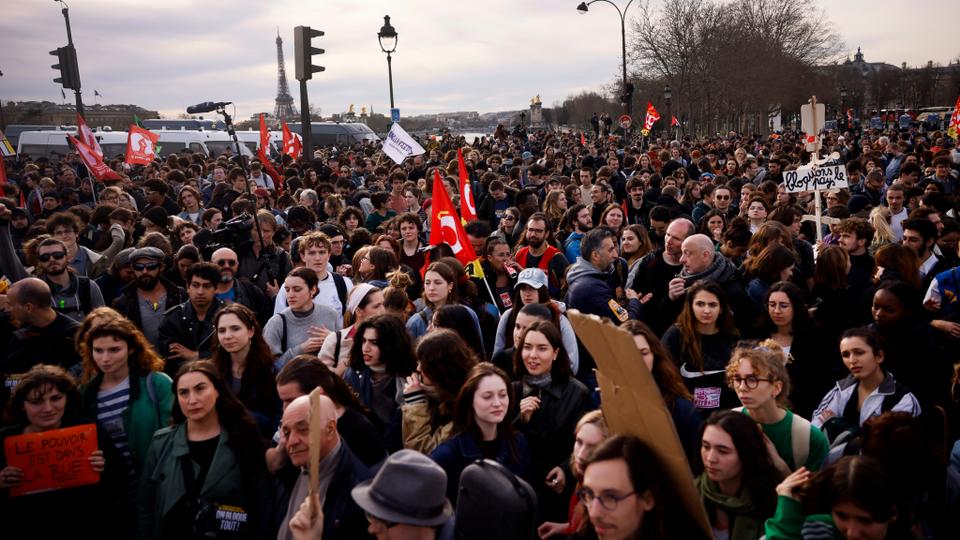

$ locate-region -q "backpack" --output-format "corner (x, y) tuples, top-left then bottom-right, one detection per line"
(53, 276), (92, 316)
(739, 406), (811, 469)
(454, 459), (538, 540)
(332, 273), (348, 315)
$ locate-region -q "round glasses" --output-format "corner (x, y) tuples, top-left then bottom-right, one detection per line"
(728, 375), (775, 390)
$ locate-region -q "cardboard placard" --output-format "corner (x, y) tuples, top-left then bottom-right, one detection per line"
(3, 423), (100, 497)
(567, 311), (712, 538)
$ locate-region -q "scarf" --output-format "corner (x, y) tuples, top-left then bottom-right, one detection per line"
(695, 474), (764, 540)
(681, 253), (737, 283)
(523, 373), (553, 391)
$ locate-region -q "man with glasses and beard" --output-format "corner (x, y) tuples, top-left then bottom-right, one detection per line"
(210, 247), (271, 326)
(0, 208), (106, 322)
(514, 212), (569, 299)
(112, 247), (186, 351)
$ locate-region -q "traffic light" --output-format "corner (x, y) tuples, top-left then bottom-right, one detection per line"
(50, 44), (80, 90)
(294, 26), (325, 81)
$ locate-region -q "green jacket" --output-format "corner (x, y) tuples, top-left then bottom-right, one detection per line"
(80, 371), (174, 473)
(136, 423), (268, 539)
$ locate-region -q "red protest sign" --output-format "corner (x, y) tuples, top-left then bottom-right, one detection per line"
(3, 423), (100, 497)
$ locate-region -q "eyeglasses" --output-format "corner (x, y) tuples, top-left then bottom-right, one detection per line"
(576, 488), (636, 511)
(216, 260), (238, 267)
(38, 252), (67, 262)
(133, 262), (160, 272)
(502, 215), (517, 222)
(728, 375), (775, 389)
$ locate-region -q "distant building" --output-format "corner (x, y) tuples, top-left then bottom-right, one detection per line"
(2, 101), (159, 130)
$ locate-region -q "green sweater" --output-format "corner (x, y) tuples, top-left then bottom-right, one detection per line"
(764, 496), (838, 540)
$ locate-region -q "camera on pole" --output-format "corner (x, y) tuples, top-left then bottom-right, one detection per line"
(50, 44), (80, 90)
(294, 26), (325, 81)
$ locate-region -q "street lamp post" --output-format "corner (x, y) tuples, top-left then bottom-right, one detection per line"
(377, 15), (398, 112)
(663, 85), (672, 139)
(840, 87), (848, 130)
(577, 1), (635, 119)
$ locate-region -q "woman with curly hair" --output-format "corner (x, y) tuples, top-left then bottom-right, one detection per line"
(79, 315), (174, 480)
(402, 329), (479, 453)
(337, 206), (364, 236)
(211, 303), (281, 437)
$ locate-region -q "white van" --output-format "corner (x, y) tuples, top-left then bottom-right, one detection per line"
(17, 129), (128, 161)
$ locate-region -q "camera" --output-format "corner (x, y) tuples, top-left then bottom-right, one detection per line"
(194, 213), (253, 261)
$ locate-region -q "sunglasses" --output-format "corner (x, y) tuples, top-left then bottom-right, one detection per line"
(216, 260), (238, 267)
(133, 262), (160, 271)
(715, 195), (731, 200)
(38, 251), (67, 262)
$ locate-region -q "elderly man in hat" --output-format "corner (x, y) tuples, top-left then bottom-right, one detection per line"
(112, 246), (187, 351)
(289, 449), (454, 540)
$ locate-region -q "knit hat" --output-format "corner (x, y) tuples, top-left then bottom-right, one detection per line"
(142, 206), (169, 228)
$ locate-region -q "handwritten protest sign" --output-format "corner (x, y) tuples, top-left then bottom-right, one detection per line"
(783, 164), (848, 194)
(3, 423), (99, 497)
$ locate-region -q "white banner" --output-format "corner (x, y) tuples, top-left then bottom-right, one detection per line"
(382, 123), (425, 165)
(783, 164), (848, 193)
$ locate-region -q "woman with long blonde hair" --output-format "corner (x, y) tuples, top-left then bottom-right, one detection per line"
(868, 206), (896, 255)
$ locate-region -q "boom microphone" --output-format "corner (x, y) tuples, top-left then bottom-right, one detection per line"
(186, 101), (232, 114)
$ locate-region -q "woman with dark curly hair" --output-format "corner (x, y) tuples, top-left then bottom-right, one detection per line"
(79, 315), (174, 493)
(343, 314), (417, 444)
(402, 328), (478, 453)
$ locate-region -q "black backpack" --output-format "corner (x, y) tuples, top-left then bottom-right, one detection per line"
(822, 381), (910, 448)
(454, 459), (538, 540)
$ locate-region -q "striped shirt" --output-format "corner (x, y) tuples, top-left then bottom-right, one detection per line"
(97, 378), (136, 490)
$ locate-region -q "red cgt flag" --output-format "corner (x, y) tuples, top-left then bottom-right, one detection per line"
(281, 121), (302, 162)
(124, 125), (159, 165)
(671, 115), (680, 127)
(77, 114), (103, 159)
(456, 148), (478, 222)
(429, 169), (476, 266)
(68, 135), (121, 181)
(641, 102), (661, 136)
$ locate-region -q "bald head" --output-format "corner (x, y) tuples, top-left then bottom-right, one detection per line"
(210, 247), (238, 281)
(680, 234), (717, 274)
(281, 394), (339, 468)
(10, 277), (52, 309)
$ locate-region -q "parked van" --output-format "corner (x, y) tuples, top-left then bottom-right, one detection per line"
(286, 122), (379, 146)
(17, 128), (255, 161)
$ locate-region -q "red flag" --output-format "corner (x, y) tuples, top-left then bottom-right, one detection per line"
(641, 102), (661, 136)
(281, 121), (302, 161)
(671, 116), (680, 127)
(429, 170), (476, 266)
(76, 114), (103, 159)
(68, 135), (121, 181)
(456, 148), (478, 222)
(580, 133), (586, 146)
(947, 95), (960, 139)
(124, 125), (159, 165)
(0, 158), (7, 189)
(258, 114), (271, 162)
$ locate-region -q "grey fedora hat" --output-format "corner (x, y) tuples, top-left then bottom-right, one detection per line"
(351, 449), (453, 527)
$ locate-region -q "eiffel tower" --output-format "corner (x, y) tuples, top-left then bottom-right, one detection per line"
(274, 29), (297, 119)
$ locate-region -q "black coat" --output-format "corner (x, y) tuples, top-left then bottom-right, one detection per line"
(158, 299), (223, 376)
(112, 277), (187, 330)
(271, 441), (372, 540)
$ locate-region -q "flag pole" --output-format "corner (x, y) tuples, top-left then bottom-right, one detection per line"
(478, 263), (502, 315)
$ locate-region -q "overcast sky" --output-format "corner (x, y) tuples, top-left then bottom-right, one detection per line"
(1, 0), (957, 121)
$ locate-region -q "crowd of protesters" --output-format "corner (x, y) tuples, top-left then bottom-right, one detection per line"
(0, 119), (959, 539)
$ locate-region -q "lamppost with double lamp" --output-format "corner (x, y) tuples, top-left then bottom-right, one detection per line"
(663, 85), (672, 139)
(377, 15), (398, 111)
(577, 1), (635, 118)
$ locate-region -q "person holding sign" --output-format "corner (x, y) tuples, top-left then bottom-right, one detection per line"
(1, 364), (116, 538)
(137, 360), (271, 539)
